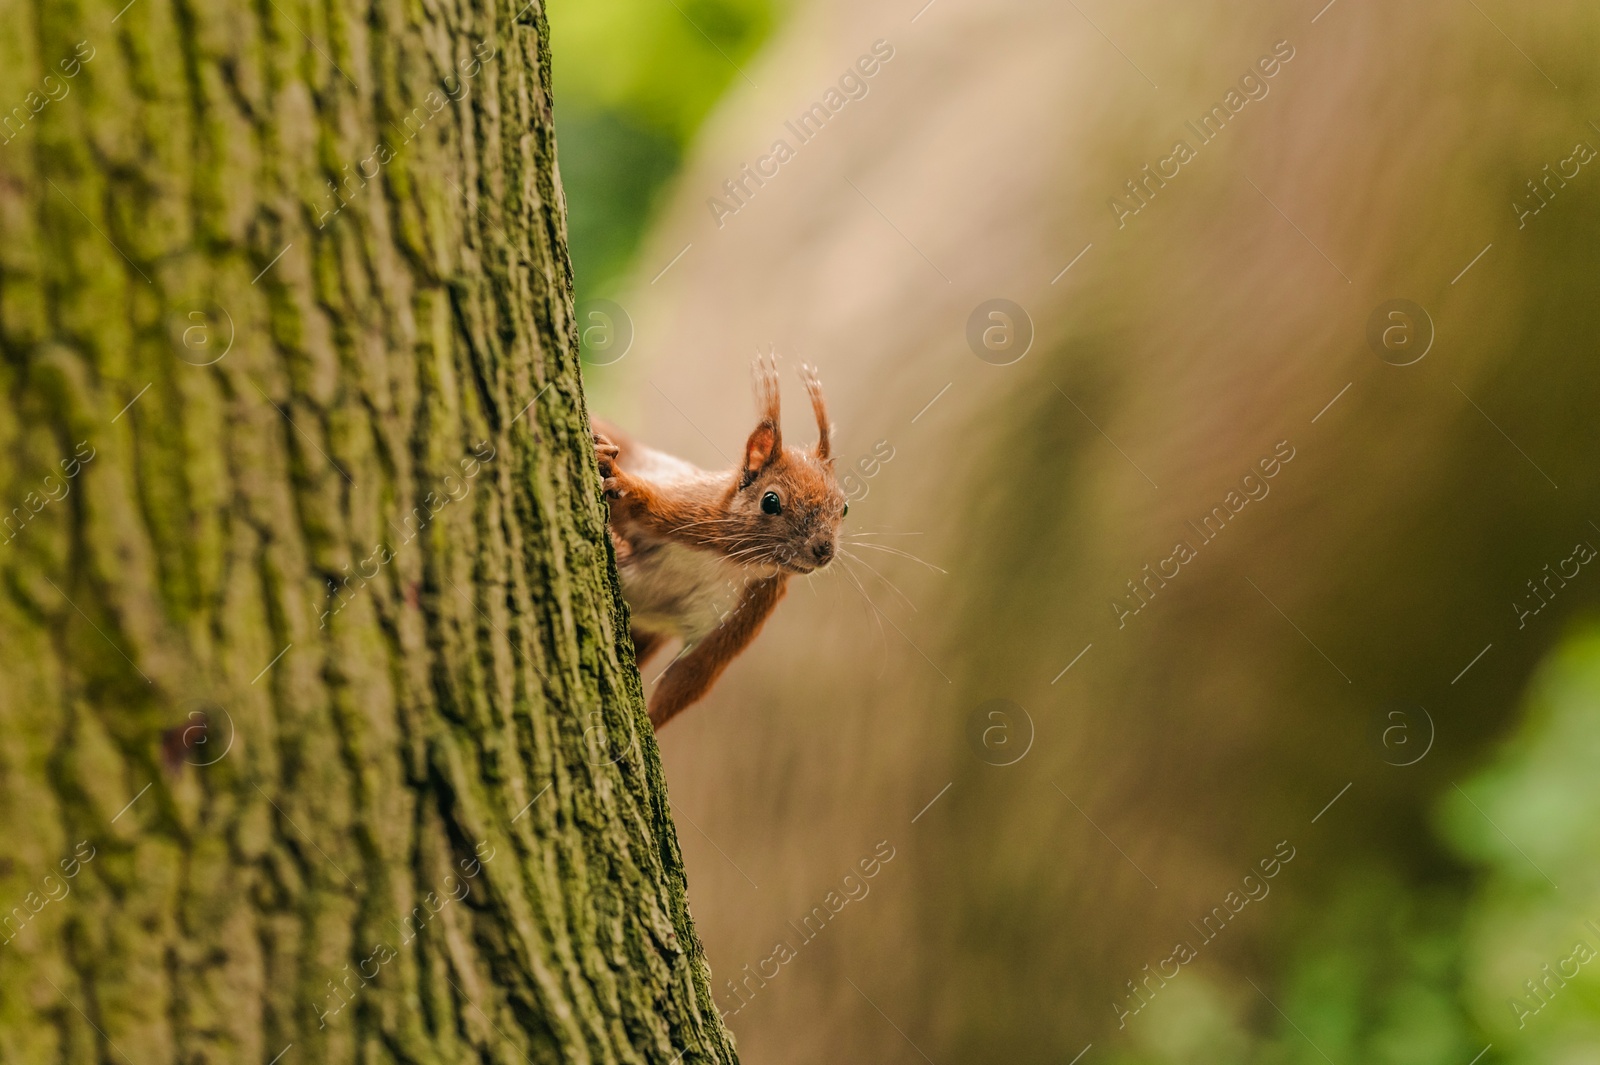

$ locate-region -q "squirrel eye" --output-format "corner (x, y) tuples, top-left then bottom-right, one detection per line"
(842, 503), (849, 518)
(760, 491), (783, 515)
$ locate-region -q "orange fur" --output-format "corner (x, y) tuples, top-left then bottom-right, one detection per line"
(594, 354), (845, 728)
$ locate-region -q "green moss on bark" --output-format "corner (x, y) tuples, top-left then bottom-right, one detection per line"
(0, 0), (736, 1061)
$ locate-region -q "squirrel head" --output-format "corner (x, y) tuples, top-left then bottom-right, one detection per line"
(731, 354), (846, 575)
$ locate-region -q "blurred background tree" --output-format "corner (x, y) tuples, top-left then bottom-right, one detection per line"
(550, 1), (1600, 1062)
(550, 0), (785, 304)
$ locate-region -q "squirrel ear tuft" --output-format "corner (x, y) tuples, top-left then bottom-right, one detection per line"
(799, 363), (831, 463)
(751, 349), (782, 425)
(740, 350), (784, 487)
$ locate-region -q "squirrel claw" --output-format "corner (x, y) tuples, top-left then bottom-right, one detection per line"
(594, 434), (620, 479)
(594, 434), (628, 499)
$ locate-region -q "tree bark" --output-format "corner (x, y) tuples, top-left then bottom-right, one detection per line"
(0, 2), (736, 1063)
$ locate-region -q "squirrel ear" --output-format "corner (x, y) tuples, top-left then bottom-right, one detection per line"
(741, 421), (779, 487)
(741, 351), (783, 487)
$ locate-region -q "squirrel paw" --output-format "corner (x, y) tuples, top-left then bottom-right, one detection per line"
(593, 434), (626, 498)
(594, 433), (619, 475)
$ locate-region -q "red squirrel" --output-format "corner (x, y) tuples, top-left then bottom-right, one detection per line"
(593, 354), (847, 729)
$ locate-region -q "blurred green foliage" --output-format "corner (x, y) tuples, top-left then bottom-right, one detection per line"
(549, 0), (783, 301)
(1444, 625), (1600, 1062)
(1110, 627), (1600, 1064)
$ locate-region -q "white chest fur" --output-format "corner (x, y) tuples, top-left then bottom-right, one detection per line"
(618, 539), (760, 645)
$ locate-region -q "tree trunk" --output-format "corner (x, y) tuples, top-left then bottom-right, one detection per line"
(0, 2), (735, 1063)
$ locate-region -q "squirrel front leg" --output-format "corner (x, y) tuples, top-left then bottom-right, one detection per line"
(594, 432), (708, 538)
(650, 575), (787, 729)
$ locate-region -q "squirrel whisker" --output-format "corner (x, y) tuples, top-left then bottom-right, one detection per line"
(838, 547), (920, 614)
(840, 540), (947, 573)
(833, 555), (893, 674)
(668, 517), (750, 533)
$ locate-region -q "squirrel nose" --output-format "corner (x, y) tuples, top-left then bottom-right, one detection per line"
(813, 540), (834, 565)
